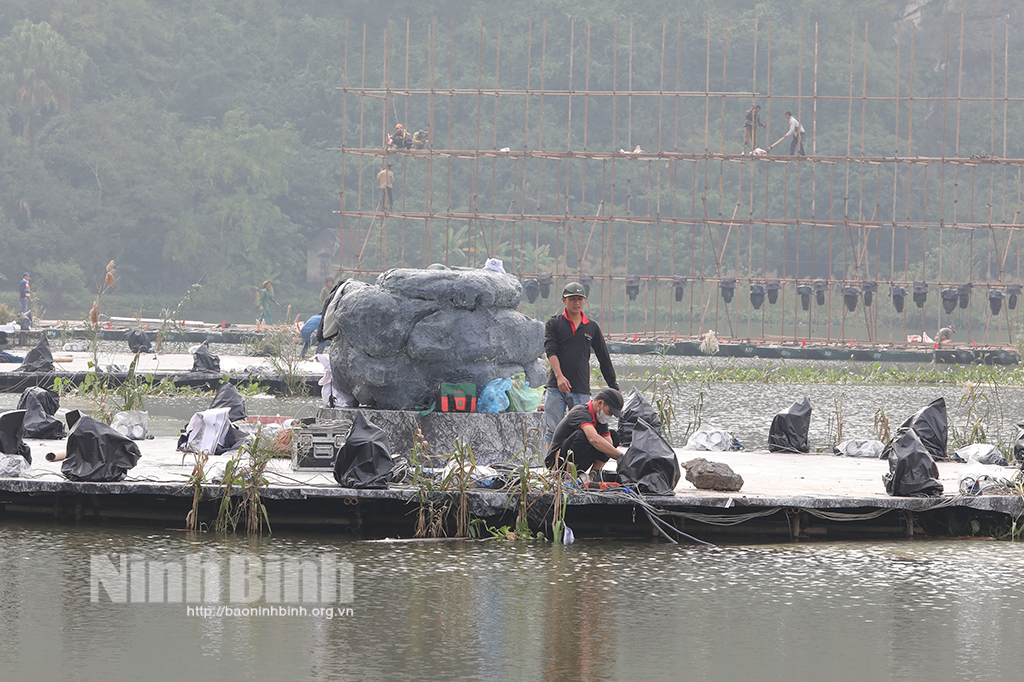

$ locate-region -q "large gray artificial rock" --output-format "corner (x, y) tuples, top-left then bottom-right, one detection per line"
(682, 457), (744, 491)
(330, 265), (545, 410)
(407, 308), (544, 365)
(378, 266), (523, 310)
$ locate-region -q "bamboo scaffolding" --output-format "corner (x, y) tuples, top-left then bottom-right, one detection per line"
(331, 17), (1024, 347)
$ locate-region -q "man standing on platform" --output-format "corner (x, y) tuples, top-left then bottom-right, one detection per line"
(783, 111), (806, 156)
(19, 272), (30, 316)
(742, 104), (765, 154)
(543, 281), (620, 448)
(377, 163), (394, 211)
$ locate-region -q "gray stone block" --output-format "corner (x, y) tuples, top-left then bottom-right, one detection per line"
(683, 457), (744, 491)
(318, 407), (545, 467)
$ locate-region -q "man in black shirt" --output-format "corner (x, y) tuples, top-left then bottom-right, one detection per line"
(545, 388), (624, 475)
(543, 281), (619, 446)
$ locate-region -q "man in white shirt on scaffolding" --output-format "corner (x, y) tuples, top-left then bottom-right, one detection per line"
(783, 111), (806, 156)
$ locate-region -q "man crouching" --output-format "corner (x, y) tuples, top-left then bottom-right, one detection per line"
(545, 388), (625, 477)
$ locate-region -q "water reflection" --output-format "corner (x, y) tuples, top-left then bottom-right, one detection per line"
(1, 521), (1023, 681)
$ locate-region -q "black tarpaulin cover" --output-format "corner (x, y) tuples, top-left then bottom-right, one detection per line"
(891, 398), (948, 461)
(617, 387), (663, 447)
(61, 414), (141, 482)
(16, 386), (65, 439)
(333, 412), (394, 488)
(616, 418), (680, 495)
(1014, 423), (1024, 463)
(881, 428), (944, 497)
(17, 336), (54, 373)
(768, 397), (812, 453)
(191, 340), (220, 373)
(126, 329), (152, 353)
(210, 383), (247, 422)
(0, 409), (32, 464)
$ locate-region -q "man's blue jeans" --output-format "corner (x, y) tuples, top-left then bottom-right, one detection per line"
(544, 388), (590, 443)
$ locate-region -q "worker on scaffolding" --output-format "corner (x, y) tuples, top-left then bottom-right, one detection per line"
(783, 111), (806, 156)
(389, 124), (411, 150)
(377, 163), (394, 211)
(411, 129), (429, 149)
(742, 104), (765, 154)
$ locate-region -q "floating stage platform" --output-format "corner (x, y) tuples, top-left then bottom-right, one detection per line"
(605, 340), (1021, 365)
(0, 349), (322, 395)
(1, 423), (1020, 542)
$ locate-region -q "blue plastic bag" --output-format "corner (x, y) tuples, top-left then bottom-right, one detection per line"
(478, 377), (513, 413)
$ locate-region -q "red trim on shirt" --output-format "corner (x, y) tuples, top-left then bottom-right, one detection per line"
(579, 400), (596, 429)
(561, 309), (590, 334)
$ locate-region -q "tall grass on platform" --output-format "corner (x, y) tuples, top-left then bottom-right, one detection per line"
(824, 395), (846, 452)
(412, 438), (476, 538)
(950, 382), (1011, 456)
(214, 427), (273, 536)
(156, 280), (203, 353)
(85, 260), (117, 368)
(185, 452), (209, 532)
(254, 326), (306, 396)
(52, 351), (154, 424)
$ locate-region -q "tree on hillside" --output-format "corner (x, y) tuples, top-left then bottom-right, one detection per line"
(170, 109), (302, 300)
(0, 20), (84, 159)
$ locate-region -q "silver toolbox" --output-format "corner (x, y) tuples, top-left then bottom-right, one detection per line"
(291, 418), (354, 471)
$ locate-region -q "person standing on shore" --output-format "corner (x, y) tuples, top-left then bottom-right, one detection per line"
(19, 272), (30, 316)
(543, 282), (620, 447)
(256, 280), (277, 327)
(319, 278), (335, 306)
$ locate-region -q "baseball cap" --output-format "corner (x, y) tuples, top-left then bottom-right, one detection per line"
(562, 282), (587, 298)
(594, 388), (624, 417)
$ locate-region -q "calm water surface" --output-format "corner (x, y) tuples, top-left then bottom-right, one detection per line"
(3, 356), (1023, 680)
(0, 521), (1022, 682)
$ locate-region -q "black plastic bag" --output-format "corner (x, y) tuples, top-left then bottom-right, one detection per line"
(17, 387), (65, 439)
(617, 387), (663, 447)
(0, 409), (32, 464)
(61, 413), (141, 482)
(617, 418), (679, 495)
(891, 398), (947, 461)
(333, 413), (394, 489)
(882, 428), (944, 497)
(17, 336), (54, 373)
(210, 383), (247, 422)
(126, 330), (153, 353)
(1014, 423), (1024, 463)
(768, 397), (811, 453)
(191, 340), (220, 373)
